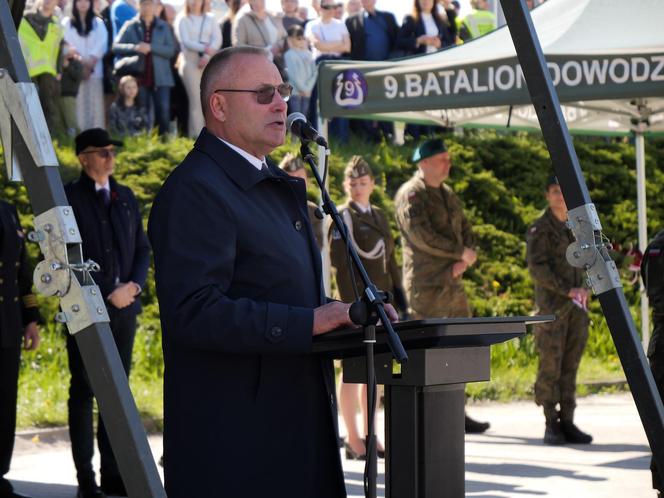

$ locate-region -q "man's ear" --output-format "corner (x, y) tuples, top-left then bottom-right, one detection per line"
(209, 92), (227, 122)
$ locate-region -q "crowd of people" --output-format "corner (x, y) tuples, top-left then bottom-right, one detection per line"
(16, 0), (531, 142)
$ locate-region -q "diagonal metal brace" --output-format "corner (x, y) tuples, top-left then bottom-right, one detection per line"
(0, 68), (58, 180)
(565, 203), (622, 295)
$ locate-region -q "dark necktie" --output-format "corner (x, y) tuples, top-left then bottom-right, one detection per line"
(98, 188), (111, 208)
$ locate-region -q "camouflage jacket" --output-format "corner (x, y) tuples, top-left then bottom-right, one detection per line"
(394, 171), (474, 315)
(307, 200), (324, 249)
(642, 229), (664, 358)
(329, 202), (402, 303)
(526, 208), (585, 315)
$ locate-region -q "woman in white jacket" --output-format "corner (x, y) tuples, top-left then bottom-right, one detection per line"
(174, 0), (222, 137)
(62, 0), (108, 131)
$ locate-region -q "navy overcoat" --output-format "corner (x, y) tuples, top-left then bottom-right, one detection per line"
(148, 129), (346, 498)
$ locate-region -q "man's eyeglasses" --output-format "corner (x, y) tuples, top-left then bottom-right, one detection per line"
(81, 149), (116, 158)
(214, 83), (293, 104)
(321, 3), (342, 10)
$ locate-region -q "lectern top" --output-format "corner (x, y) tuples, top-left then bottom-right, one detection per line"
(312, 315), (555, 358)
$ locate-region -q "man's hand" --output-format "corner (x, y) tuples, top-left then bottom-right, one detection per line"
(451, 261), (468, 278)
(23, 322), (40, 351)
(380, 303), (399, 324)
(136, 42), (151, 54)
(461, 247), (477, 266)
(312, 302), (354, 336)
(568, 287), (590, 310)
(108, 282), (140, 309)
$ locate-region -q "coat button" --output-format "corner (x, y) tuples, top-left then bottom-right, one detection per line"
(294, 220), (303, 231)
(0, 278), (3, 284)
(0, 296), (3, 302)
(270, 326), (283, 338)
(13, 297), (18, 302)
(15, 261), (19, 267)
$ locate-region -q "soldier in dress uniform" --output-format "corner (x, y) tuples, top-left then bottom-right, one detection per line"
(279, 153), (324, 248)
(642, 228), (664, 496)
(329, 156), (407, 459)
(394, 138), (489, 434)
(0, 201), (41, 498)
(526, 176), (592, 445)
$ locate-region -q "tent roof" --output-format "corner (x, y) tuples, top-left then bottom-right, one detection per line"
(318, 0), (664, 134)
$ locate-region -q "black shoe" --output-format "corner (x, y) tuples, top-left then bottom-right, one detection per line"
(77, 485), (106, 498)
(560, 421), (593, 444)
(465, 415), (490, 434)
(544, 421), (566, 445)
(344, 442), (366, 461)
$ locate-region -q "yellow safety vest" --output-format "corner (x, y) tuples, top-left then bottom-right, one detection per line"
(18, 18), (63, 78)
(457, 9), (496, 39)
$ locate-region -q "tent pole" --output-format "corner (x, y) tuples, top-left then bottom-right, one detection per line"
(635, 128), (650, 352)
(318, 117), (331, 296)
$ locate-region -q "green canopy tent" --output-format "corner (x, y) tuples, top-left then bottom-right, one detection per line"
(317, 0), (664, 347)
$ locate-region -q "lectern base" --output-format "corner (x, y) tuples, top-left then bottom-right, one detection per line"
(386, 384), (465, 498)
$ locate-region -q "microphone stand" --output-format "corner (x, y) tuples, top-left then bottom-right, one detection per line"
(298, 140), (408, 498)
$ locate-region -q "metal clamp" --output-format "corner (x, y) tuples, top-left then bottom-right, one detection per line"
(0, 68), (58, 181)
(31, 206), (109, 334)
(566, 203), (622, 295)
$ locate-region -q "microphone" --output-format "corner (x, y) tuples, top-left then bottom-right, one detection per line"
(286, 113), (328, 147)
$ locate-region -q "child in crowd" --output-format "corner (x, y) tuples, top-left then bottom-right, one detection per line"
(108, 75), (149, 137)
(283, 24), (317, 116)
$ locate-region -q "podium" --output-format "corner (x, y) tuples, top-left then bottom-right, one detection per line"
(314, 315), (553, 498)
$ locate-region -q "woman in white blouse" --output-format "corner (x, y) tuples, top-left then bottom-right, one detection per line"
(174, 0), (222, 137)
(62, 0), (108, 131)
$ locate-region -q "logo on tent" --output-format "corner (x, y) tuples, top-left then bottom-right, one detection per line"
(333, 70), (367, 109)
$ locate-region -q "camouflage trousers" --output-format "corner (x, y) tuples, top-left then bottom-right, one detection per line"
(409, 279), (471, 319)
(533, 305), (589, 419)
(648, 317), (664, 491)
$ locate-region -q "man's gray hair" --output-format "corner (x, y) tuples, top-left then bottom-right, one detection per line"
(199, 46), (271, 120)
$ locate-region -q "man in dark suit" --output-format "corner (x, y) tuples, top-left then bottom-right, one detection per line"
(148, 46), (395, 498)
(0, 201), (41, 498)
(345, 0), (398, 141)
(65, 128), (150, 498)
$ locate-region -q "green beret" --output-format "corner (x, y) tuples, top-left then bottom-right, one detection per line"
(279, 152), (305, 172)
(344, 156), (374, 179)
(412, 138), (447, 163)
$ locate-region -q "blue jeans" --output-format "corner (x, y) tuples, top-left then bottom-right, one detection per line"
(139, 86), (171, 135)
(289, 95), (310, 116)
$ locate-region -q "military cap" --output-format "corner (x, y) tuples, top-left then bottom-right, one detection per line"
(411, 138), (447, 163)
(344, 156), (374, 179)
(279, 152), (305, 172)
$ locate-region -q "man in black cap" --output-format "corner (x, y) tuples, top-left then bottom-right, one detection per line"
(64, 128), (150, 498)
(526, 175), (592, 445)
(394, 137), (489, 434)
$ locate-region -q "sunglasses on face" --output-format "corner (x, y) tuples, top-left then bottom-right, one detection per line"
(214, 83), (293, 104)
(82, 149), (116, 158)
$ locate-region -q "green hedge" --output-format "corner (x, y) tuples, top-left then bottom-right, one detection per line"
(3, 130), (663, 425)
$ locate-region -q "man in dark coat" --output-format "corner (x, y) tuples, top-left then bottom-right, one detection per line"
(642, 229), (664, 497)
(65, 128), (151, 498)
(0, 201), (41, 498)
(345, 0), (398, 141)
(148, 46), (383, 498)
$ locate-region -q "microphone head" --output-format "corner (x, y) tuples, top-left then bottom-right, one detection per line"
(286, 112), (307, 131)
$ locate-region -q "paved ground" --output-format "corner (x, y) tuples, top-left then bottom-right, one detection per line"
(6, 393), (655, 497)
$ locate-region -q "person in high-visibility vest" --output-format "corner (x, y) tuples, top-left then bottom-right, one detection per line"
(457, 0), (496, 42)
(18, 0), (65, 137)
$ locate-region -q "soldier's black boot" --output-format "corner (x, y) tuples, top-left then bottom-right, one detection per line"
(543, 421), (566, 445)
(465, 414), (490, 434)
(560, 420), (593, 444)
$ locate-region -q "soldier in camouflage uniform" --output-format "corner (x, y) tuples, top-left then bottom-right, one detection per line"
(394, 138), (489, 434)
(526, 176), (592, 445)
(279, 153), (324, 248)
(330, 156), (408, 460)
(642, 229), (664, 496)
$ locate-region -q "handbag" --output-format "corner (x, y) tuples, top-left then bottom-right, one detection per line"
(113, 54), (145, 77)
